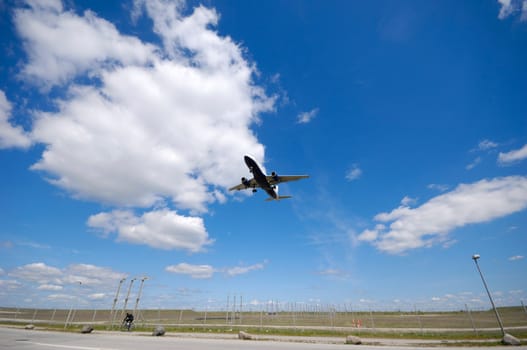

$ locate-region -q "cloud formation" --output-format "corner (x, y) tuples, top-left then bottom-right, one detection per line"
(14, 0), (156, 87)
(9, 0), (276, 249)
(9, 262), (62, 284)
(165, 261), (266, 279)
(20, 0), (271, 211)
(225, 263), (265, 277)
(498, 143), (527, 164)
(297, 108), (319, 124)
(477, 139), (498, 151)
(165, 263), (215, 279)
(0, 91), (32, 149)
(5, 262), (126, 300)
(345, 164), (362, 181)
(87, 209), (212, 252)
(358, 176), (527, 254)
(497, 0), (527, 21)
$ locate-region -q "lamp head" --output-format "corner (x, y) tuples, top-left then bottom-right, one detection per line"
(472, 254), (480, 261)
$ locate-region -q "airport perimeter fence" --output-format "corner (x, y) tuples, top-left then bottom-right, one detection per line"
(2, 305), (527, 333)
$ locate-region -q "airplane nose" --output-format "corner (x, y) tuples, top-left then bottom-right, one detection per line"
(244, 155), (252, 166)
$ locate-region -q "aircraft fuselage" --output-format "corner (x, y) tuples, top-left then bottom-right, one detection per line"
(244, 155), (278, 199)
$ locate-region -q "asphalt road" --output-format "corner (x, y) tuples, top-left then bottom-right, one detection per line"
(1, 327), (525, 350)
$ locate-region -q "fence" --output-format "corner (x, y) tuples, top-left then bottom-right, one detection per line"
(1, 305), (526, 333)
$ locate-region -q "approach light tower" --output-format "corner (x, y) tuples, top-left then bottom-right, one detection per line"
(121, 277), (137, 320)
(109, 278), (126, 329)
(133, 276), (148, 317)
(471, 254), (505, 336)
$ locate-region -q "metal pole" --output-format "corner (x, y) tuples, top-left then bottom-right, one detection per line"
(472, 255), (505, 336)
(64, 308), (73, 329)
(465, 304), (478, 335)
(225, 295), (229, 324)
(232, 295), (236, 324)
(133, 277), (148, 317)
(109, 278), (125, 329)
(240, 295), (243, 325)
(65, 281), (82, 329)
(121, 278), (136, 322)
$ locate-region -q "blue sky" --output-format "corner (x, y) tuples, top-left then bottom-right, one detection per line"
(1, 0), (526, 312)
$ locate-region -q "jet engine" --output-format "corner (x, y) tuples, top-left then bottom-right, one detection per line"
(271, 171), (279, 182)
(241, 177), (251, 188)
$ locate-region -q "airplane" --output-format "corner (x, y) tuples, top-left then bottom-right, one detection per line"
(229, 155), (309, 201)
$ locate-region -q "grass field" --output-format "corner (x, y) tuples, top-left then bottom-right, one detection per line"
(2, 305), (526, 340)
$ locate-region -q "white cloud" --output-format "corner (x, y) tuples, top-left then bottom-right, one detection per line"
(466, 156), (481, 170)
(427, 183), (449, 192)
(345, 164), (362, 181)
(37, 284), (63, 291)
(0, 279), (22, 290)
(466, 139), (499, 169)
(7, 262), (126, 289)
(297, 108), (319, 124)
(10, 0), (277, 251)
(225, 263), (265, 277)
(508, 255), (524, 261)
(315, 268), (349, 279)
(47, 293), (76, 301)
(17, 240), (51, 249)
(498, 144), (527, 164)
(63, 263), (127, 286)
(16, 0), (272, 216)
(166, 263), (215, 279)
(316, 269), (340, 276)
(165, 261), (266, 279)
(498, 0), (515, 19)
(88, 293), (106, 300)
(358, 176), (527, 254)
(9, 262), (62, 284)
(477, 139), (498, 151)
(0, 90), (32, 149)
(400, 196), (416, 206)
(357, 229), (378, 242)
(14, 0), (156, 88)
(496, 0), (527, 21)
(88, 209), (213, 252)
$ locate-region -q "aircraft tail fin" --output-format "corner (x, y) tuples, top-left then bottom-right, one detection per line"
(265, 185), (293, 201)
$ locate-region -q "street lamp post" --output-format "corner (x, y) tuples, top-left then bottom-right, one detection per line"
(471, 254), (505, 336)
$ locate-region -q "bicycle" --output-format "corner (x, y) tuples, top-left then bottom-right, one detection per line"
(121, 319), (134, 331)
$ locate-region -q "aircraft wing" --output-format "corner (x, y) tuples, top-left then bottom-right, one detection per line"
(228, 178), (259, 191)
(266, 175), (309, 186)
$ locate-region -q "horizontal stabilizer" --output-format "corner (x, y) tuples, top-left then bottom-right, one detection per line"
(265, 196), (292, 202)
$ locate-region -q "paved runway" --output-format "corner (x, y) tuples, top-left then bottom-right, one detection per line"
(1, 327), (525, 350)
